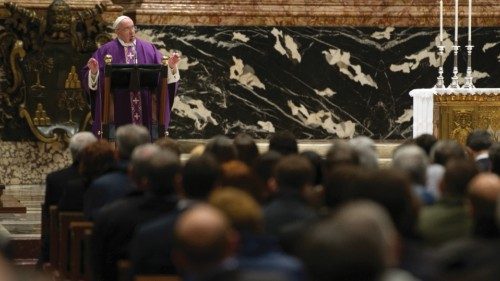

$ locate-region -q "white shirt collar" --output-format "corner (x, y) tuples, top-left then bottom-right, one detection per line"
(118, 38), (136, 47)
(476, 151), (489, 161)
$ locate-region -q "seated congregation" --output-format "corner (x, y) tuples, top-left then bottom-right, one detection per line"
(19, 126), (500, 281)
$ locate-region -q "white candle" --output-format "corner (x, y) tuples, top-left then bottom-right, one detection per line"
(440, 0), (444, 42)
(455, 0), (459, 43)
(468, 0), (472, 42)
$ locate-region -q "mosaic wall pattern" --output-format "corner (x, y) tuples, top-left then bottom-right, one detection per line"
(0, 142), (71, 185)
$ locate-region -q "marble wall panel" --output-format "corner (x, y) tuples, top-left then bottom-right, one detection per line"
(136, 25), (499, 140)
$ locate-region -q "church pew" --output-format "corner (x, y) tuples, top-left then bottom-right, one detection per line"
(83, 228), (93, 281)
(117, 259), (181, 281)
(48, 205), (60, 273)
(58, 212), (86, 279)
(70, 221), (93, 281)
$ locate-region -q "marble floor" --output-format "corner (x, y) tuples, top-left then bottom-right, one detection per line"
(1, 185), (43, 240)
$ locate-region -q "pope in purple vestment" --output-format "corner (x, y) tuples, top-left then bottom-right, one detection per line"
(82, 15), (180, 137)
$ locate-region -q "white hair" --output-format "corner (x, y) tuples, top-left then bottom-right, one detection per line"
(349, 136), (379, 170)
(69, 132), (97, 162)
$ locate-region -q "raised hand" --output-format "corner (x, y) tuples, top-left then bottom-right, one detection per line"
(168, 51), (181, 70)
(87, 58), (99, 75)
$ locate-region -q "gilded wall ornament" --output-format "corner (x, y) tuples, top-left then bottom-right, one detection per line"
(0, 0), (112, 142)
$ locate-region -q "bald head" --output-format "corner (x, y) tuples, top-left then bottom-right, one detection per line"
(174, 205), (235, 271)
(469, 173), (500, 202)
(469, 173), (500, 221)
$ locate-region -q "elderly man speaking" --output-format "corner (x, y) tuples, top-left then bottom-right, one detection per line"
(82, 15), (180, 138)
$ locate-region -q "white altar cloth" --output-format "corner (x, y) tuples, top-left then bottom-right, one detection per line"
(409, 88), (500, 138)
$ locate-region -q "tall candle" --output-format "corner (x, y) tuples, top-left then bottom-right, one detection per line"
(440, 0), (444, 42)
(455, 0), (459, 43)
(468, 0), (472, 42)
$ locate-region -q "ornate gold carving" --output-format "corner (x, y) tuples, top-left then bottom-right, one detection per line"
(59, 66), (87, 123)
(65, 65), (81, 89)
(7, 40), (26, 94)
(104, 54), (112, 65)
(450, 110), (473, 145)
(435, 94), (499, 102)
(33, 103), (51, 126)
(46, 0), (73, 42)
(1, 0), (112, 142)
(435, 93), (500, 145)
(19, 104), (58, 142)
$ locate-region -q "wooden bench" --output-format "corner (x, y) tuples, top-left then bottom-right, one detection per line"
(58, 212), (86, 279)
(83, 228), (93, 281)
(70, 221), (94, 281)
(118, 259), (180, 281)
(48, 205), (60, 273)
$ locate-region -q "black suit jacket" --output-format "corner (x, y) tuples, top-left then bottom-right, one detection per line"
(44, 162), (81, 207)
(39, 162), (81, 264)
(83, 161), (135, 221)
(58, 178), (86, 212)
(91, 191), (178, 281)
(130, 207), (184, 276)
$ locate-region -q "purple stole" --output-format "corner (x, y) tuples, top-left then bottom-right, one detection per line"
(125, 45), (143, 125)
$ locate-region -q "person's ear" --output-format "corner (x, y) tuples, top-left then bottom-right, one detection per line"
(267, 177), (278, 194)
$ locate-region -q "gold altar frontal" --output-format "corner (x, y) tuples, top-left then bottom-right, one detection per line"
(434, 92), (500, 145)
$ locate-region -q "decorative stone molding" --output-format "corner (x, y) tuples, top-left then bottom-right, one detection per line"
(0, 0), (122, 22)
(2, 0), (498, 26)
(131, 0), (499, 26)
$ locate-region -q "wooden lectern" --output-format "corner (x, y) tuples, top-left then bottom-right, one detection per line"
(101, 54), (170, 140)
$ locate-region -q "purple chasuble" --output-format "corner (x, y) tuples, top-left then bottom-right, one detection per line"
(80, 38), (179, 137)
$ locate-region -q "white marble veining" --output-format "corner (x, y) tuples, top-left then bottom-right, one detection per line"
(172, 95), (218, 130)
(482, 42), (497, 52)
(232, 32), (249, 43)
(4, 26), (497, 141)
(314, 88), (336, 97)
(322, 48), (378, 89)
(395, 108), (413, 124)
(229, 56), (266, 90)
(371, 27), (395, 40)
(391, 33), (453, 73)
(271, 28), (302, 63)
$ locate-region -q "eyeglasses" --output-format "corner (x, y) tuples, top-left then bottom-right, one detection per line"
(119, 26), (137, 32)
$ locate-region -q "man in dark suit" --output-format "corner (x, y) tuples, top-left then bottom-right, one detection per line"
(263, 154), (318, 254)
(38, 131), (97, 267)
(83, 124), (149, 220)
(466, 130), (493, 172)
(91, 146), (181, 281)
(129, 154), (221, 276)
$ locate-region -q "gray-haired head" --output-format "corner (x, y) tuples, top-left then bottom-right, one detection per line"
(147, 149), (182, 196)
(430, 140), (466, 166)
(69, 131), (98, 162)
(300, 200), (397, 281)
(349, 136), (378, 170)
(130, 143), (161, 188)
(116, 124), (150, 160)
(325, 139), (360, 172)
(392, 144), (429, 185)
